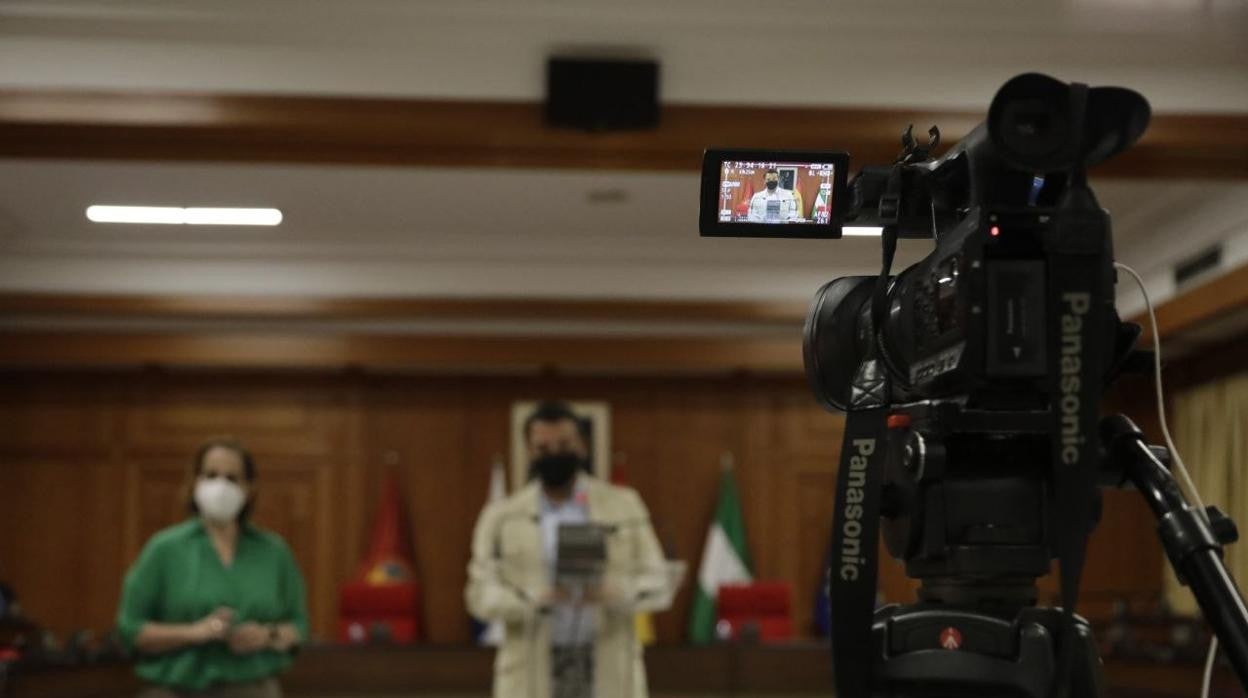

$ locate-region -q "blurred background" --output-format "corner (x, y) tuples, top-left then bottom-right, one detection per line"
(1, 0), (1246, 696)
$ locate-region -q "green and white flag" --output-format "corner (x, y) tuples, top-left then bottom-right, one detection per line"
(688, 460), (752, 644)
(811, 187), (830, 223)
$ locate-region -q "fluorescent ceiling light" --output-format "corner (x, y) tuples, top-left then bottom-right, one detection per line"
(842, 226), (883, 236)
(86, 206), (282, 226)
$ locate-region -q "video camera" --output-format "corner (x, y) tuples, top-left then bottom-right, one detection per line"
(700, 73), (1248, 698)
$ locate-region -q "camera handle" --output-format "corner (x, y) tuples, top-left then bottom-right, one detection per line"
(1101, 414), (1248, 689)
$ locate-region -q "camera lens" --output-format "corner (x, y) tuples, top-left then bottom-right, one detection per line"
(803, 276), (877, 412)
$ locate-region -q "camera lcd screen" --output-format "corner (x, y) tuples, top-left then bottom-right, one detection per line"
(700, 149), (849, 238)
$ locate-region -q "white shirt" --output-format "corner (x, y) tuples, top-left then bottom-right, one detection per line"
(747, 187), (801, 222)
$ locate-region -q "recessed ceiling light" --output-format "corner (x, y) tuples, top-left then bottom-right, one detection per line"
(86, 206), (282, 226)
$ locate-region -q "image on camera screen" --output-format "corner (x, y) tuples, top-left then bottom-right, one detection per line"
(717, 160), (837, 225)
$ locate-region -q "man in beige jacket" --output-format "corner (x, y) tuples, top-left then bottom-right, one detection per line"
(466, 402), (669, 698)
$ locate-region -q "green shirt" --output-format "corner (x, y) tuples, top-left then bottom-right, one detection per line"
(116, 518), (310, 691)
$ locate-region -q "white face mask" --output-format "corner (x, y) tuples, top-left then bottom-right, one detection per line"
(194, 478), (248, 523)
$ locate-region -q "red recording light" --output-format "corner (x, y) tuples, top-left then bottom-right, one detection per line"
(990, 225), (1001, 237)
(886, 413), (912, 429)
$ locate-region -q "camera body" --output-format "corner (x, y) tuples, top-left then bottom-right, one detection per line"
(802, 123), (1129, 413)
(700, 73), (1152, 697)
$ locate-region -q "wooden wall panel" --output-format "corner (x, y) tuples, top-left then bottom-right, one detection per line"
(794, 469), (837, 635)
(112, 374), (354, 640)
(121, 458), (342, 638)
(3, 90), (1246, 178)
(1033, 488), (1166, 619)
(1082, 489), (1166, 606)
(0, 458), (129, 637)
(129, 461), (190, 550)
(641, 392), (749, 642)
(121, 376), (351, 459)
(248, 460), (337, 639)
(360, 387), (475, 643)
(0, 370), (1168, 648)
(0, 376), (120, 457)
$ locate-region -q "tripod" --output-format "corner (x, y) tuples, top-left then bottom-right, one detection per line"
(867, 414), (1248, 698)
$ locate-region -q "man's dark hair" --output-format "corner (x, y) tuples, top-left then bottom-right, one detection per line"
(766, 167), (779, 175)
(524, 401), (581, 442)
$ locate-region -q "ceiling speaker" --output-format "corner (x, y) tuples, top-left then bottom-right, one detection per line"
(545, 57), (659, 132)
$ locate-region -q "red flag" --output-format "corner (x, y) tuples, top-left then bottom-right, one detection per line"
(734, 179), (754, 220)
(358, 470), (416, 585)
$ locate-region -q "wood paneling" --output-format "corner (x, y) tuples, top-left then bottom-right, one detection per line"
(0, 372), (358, 643)
(246, 459), (337, 635)
(0, 332), (803, 373)
(0, 457), (129, 637)
(359, 387), (476, 642)
(0, 293), (807, 327)
(129, 461), (191, 548)
(0, 370), (1165, 648)
(0, 378), (120, 456)
(2, 258), (1239, 375)
(2, 90), (1246, 178)
(1134, 262), (1248, 344)
(1166, 328), (1248, 393)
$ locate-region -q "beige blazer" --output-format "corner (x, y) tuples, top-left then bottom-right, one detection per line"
(465, 477), (669, 698)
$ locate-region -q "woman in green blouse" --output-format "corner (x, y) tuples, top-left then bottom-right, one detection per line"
(117, 438), (310, 698)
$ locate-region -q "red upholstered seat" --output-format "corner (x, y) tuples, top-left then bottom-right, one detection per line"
(716, 581), (793, 643)
(337, 580), (421, 643)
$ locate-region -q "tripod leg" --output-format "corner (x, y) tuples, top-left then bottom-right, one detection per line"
(1103, 415), (1248, 690)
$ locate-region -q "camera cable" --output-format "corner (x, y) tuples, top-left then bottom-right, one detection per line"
(1115, 261), (1218, 698)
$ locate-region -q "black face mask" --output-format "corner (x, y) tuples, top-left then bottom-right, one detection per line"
(766, 180), (778, 191)
(532, 452), (582, 489)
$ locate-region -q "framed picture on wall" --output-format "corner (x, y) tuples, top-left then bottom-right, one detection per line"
(777, 166), (807, 219)
(509, 401), (612, 490)
(777, 166), (798, 192)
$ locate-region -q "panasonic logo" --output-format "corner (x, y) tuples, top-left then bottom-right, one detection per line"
(839, 438), (876, 581)
(1059, 292), (1090, 466)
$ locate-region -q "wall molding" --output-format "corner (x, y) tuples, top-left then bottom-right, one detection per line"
(3, 90), (1246, 178)
(0, 262), (1242, 372)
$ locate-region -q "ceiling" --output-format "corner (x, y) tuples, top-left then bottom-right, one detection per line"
(1, 159), (1245, 317)
(0, 159), (923, 301)
(2, 0), (1246, 110)
(0, 0), (1245, 321)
